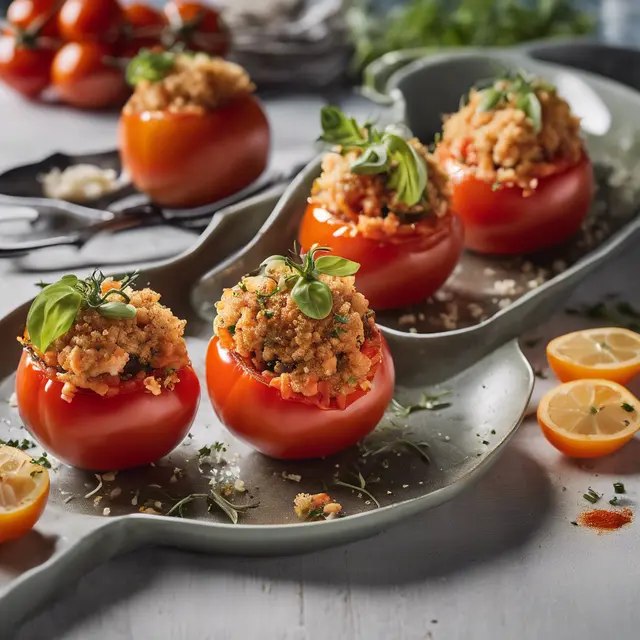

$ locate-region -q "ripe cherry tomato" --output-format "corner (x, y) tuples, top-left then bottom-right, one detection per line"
(441, 153), (594, 255)
(7, 0), (61, 38)
(52, 41), (129, 109)
(205, 333), (395, 460)
(119, 95), (270, 208)
(121, 3), (166, 57)
(299, 204), (464, 310)
(58, 0), (123, 42)
(15, 351), (201, 471)
(163, 1), (229, 57)
(0, 34), (55, 99)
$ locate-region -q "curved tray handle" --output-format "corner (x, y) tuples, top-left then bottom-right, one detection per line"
(360, 36), (613, 105)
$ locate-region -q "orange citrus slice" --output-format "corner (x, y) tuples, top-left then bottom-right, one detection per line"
(0, 445), (50, 544)
(537, 379), (640, 458)
(547, 327), (640, 384)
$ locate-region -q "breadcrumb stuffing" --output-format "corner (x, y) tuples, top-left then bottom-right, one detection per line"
(294, 493), (342, 521)
(124, 53), (255, 114)
(21, 281), (189, 401)
(438, 79), (583, 192)
(214, 263), (380, 403)
(310, 139), (451, 241)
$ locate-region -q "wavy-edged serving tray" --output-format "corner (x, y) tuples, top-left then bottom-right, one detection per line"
(2, 41), (640, 630)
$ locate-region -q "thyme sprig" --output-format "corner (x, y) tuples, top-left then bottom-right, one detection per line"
(390, 391), (452, 417)
(166, 488), (257, 524)
(318, 105), (428, 207)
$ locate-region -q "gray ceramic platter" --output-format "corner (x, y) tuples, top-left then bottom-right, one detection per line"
(1, 43), (639, 621)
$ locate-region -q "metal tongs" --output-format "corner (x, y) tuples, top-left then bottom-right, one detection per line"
(0, 164), (305, 258)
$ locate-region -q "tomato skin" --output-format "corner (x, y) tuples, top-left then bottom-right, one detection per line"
(119, 95), (270, 208)
(8, 0), (61, 38)
(15, 352), (201, 471)
(58, 0), (123, 42)
(205, 336), (395, 460)
(299, 204), (464, 310)
(52, 41), (129, 109)
(121, 3), (166, 57)
(443, 154), (594, 255)
(0, 34), (55, 98)
(164, 1), (229, 57)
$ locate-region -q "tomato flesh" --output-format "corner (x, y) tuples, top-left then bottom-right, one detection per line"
(119, 95), (270, 208)
(205, 335), (395, 460)
(299, 203), (464, 310)
(15, 352), (200, 471)
(444, 154), (594, 255)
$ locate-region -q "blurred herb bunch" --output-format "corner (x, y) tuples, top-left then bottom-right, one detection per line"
(347, 0), (595, 72)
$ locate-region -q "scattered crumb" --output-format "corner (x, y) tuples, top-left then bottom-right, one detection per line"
(483, 267), (496, 276)
(234, 479), (246, 492)
(468, 303), (484, 319)
(102, 507), (111, 516)
(93, 495), (102, 507)
(498, 298), (512, 310)
(492, 279), (517, 296)
(109, 487), (122, 499)
(101, 471), (117, 482)
(398, 313), (417, 326)
(282, 472), (302, 482)
(7, 392), (17, 407)
(131, 490), (140, 506)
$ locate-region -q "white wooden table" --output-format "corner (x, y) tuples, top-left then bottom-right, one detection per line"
(1, 84), (640, 640)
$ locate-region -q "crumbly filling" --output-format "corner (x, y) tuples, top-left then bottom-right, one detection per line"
(438, 82), (584, 191)
(294, 493), (342, 521)
(123, 53), (255, 114)
(213, 265), (379, 403)
(309, 140), (451, 241)
(22, 283), (189, 401)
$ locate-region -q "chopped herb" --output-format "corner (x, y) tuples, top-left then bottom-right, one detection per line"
(614, 482), (626, 494)
(609, 496), (619, 506)
(589, 406), (598, 415)
(227, 325), (236, 336)
(30, 452), (51, 468)
(390, 390), (451, 416)
(621, 402), (635, 413)
(213, 441), (227, 453)
(571, 521), (579, 526)
(30, 469), (43, 477)
(482, 440), (490, 446)
(0, 438), (35, 450)
(491, 181), (501, 192)
(334, 475), (380, 508)
(238, 282), (248, 292)
(624, 419), (631, 426)
(334, 313), (349, 324)
(198, 445), (212, 458)
(263, 310), (275, 319)
(331, 327), (347, 338)
(347, 376), (357, 385)
(583, 487), (600, 504)
(490, 429), (496, 435)
(362, 438), (430, 464)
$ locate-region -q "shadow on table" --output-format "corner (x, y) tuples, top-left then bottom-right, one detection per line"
(14, 444), (552, 639)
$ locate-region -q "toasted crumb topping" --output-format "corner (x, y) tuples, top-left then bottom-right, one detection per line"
(213, 263), (380, 403)
(124, 53), (255, 114)
(309, 139), (450, 241)
(294, 492), (342, 521)
(21, 282), (189, 401)
(438, 79), (583, 191)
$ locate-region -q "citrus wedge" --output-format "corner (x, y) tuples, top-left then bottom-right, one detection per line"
(0, 445), (50, 544)
(537, 379), (640, 458)
(547, 327), (640, 384)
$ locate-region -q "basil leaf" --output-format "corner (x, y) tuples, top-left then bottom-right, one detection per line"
(126, 49), (176, 86)
(97, 302), (137, 319)
(384, 134), (428, 207)
(477, 88), (502, 112)
(291, 279), (332, 320)
(318, 106), (367, 146)
(525, 92), (542, 133)
(350, 144), (391, 175)
(315, 256), (360, 277)
(26, 279), (82, 352)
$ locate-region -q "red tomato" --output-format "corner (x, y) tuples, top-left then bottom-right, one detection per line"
(58, 0), (123, 42)
(205, 333), (395, 460)
(119, 95), (270, 208)
(163, 1), (229, 57)
(52, 41), (129, 109)
(442, 154), (594, 255)
(0, 34), (55, 98)
(121, 3), (166, 57)
(7, 0), (61, 38)
(15, 351), (200, 471)
(299, 204), (464, 310)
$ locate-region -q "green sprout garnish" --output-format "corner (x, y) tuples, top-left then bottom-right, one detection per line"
(251, 246), (359, 321)
(126, 49), (177, 86)
(318, 106), (428, 207)
(26, 270), (139, 352)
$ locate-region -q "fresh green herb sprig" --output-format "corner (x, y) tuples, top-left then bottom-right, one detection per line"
(26, 270), (139, 353)
(256, 246), (359, 320)
(319, 106), (428, 207)
(390, 390), (452, 417)
(471, 71), (549, 133)
(126, 49), (177, 86)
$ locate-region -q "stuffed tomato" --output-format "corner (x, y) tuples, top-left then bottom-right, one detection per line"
(205, 246), (395, 459)
(436, 71), (594, 255)
(299, 107), (463, 310)
(16, 270), (200, 471)
(119, 50), (269, 208)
